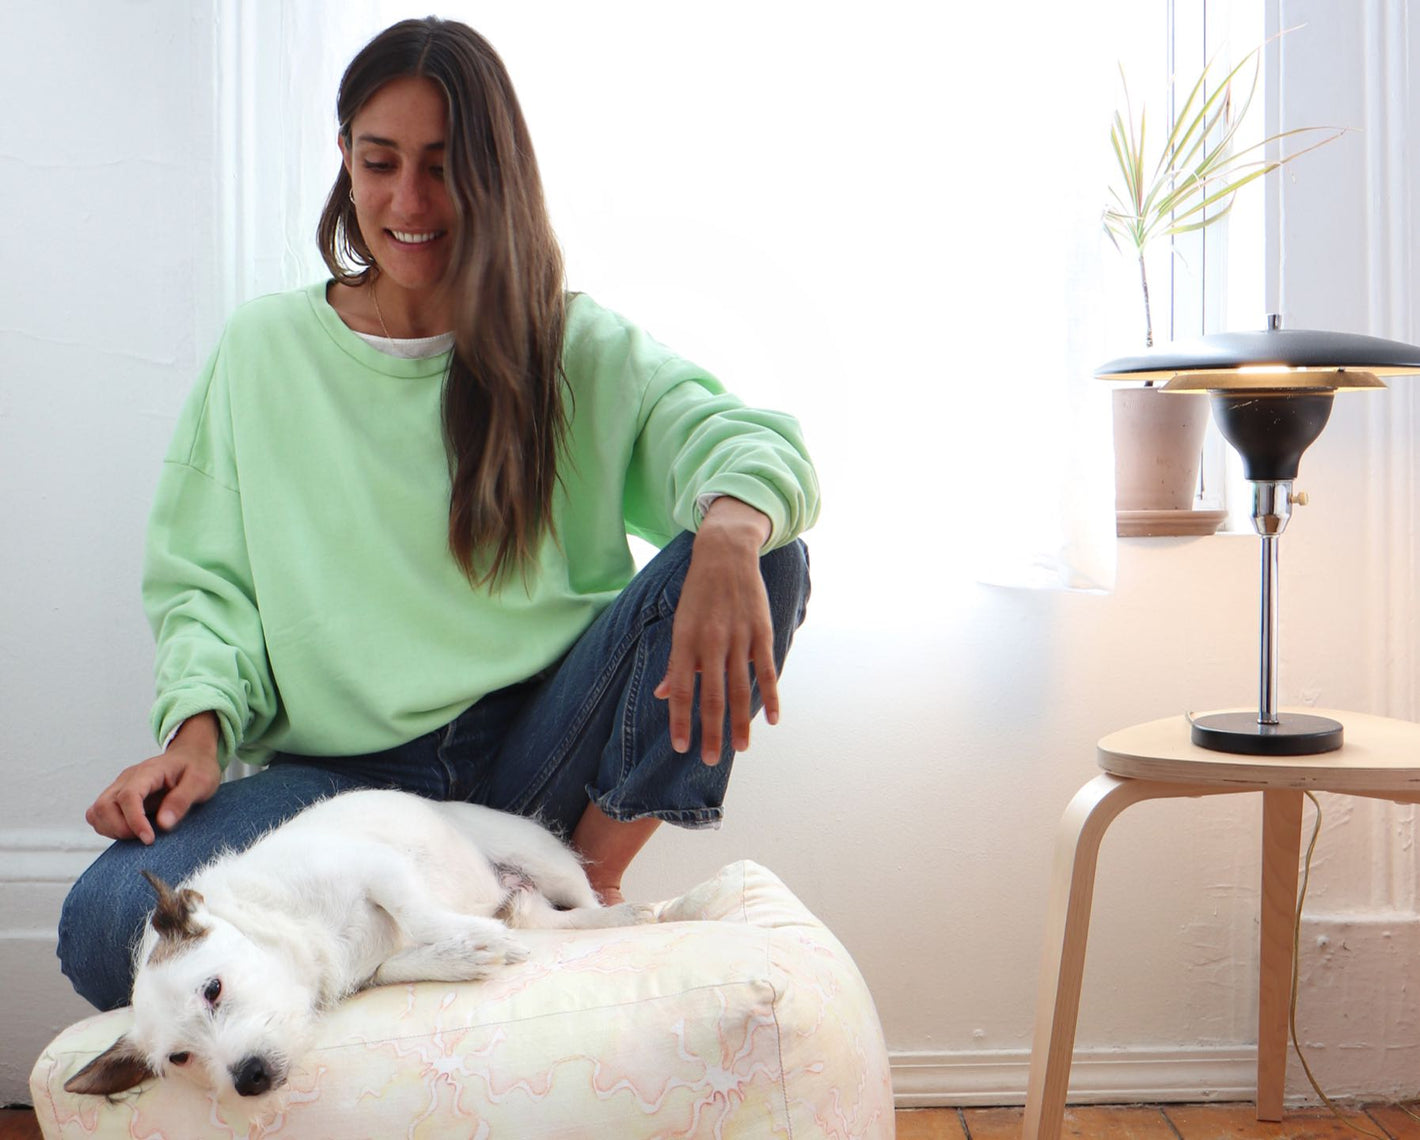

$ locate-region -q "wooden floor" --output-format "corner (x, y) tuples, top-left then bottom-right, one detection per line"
(5, 1104), (1419, 1138)
(0, 1111), (41, 1140)
(899, 1103), (1420, 1139)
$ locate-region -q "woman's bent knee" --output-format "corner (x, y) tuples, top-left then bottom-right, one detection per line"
(761, 539), (811, 660)
(59, 847), (150, 1011)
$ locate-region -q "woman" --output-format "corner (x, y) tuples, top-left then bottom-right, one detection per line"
(59, 16), (816, 1012)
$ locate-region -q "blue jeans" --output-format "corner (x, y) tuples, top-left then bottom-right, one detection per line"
(58, 533), (810, 1011)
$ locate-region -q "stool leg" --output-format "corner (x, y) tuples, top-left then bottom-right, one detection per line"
(1257, 789), (1303, 1121)
(1023, 775), (1168, 1140)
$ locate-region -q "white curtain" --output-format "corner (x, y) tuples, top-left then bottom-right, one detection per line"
(215, 1), (1175, 604)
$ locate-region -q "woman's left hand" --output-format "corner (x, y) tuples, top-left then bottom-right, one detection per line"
(654, 497), (777, 766)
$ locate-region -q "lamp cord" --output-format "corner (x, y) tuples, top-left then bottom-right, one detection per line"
(1287, 792), (1420, 1136)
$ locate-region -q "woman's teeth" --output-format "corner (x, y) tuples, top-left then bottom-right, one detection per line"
(390, 230), (441, 244)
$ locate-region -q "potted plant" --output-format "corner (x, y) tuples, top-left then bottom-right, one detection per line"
(1104, 39), (1342, 531)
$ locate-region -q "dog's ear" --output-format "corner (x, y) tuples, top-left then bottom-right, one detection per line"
(63, 1036), (156, 1096)
(141, 869), (206, 943)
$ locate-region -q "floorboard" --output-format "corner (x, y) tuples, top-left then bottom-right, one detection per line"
(0, 1109), (42, 1140)
(1164, 1102), (1386, 1139)
(959, 1105), (1178, 1138)
(896, 1107), (969, 1139)
(1369, 1105), (1420, 1140)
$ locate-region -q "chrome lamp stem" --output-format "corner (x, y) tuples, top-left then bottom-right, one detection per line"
(1251, 480), (1294, 727)
(1186, 394), (1343, 756)
(1260, 534), (1278, 725)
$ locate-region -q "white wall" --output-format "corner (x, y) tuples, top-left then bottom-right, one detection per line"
(1260, 0), (1420, 1101)
(2, 0), (1417, 1111)
(0, 0), (218, 1101)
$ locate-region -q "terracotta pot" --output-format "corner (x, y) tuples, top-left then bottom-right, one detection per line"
(1112, 386), (1211, 511)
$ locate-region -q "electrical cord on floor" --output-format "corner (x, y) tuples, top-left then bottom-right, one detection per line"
(1287, 791), (1420, 1137)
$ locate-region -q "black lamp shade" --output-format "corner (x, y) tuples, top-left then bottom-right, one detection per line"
(1210, 391), (1335, 481)
(1097, 326), (1420, 383)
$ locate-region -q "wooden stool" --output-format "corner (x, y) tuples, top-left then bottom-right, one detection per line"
(1022, 709), (1420, 1140)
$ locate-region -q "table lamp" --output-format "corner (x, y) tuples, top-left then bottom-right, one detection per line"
(1097, 317), (1420, 755)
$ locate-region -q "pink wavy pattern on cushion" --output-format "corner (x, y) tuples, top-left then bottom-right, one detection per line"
(32, 861), (894, 1139)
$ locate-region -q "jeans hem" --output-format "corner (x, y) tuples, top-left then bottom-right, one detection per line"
(593, 799), (724, 830)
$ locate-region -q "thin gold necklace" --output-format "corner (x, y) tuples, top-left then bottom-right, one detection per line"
(368, 278), (397, 351)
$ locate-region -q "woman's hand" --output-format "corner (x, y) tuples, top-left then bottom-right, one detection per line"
(85, 712), (222, 844)
(654, 497), (777, 766)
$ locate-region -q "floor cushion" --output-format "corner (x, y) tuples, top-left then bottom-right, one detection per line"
(31, 860), (894, 1138)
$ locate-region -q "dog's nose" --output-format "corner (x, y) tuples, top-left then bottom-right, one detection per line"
(231, 1055), (273, 1097)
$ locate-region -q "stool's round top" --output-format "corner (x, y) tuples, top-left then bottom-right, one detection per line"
(1098, 709), (1420, 795)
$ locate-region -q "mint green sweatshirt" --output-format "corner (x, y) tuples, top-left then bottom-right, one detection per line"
(144, 283), (819, 767)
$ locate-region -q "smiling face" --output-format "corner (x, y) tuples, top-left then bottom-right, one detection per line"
(340, 75), (456, 314)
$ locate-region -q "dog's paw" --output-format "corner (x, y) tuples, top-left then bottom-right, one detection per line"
(374, 929), (530, 985)
(583, 901), (656, 928)
(621, 902), (658, 925)
(462, 931), (529, 973)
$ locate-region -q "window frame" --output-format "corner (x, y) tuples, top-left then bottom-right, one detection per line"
(1168, 0), (1267, 526)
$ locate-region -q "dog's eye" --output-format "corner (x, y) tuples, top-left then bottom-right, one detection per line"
(168, 1052), (191, 1067)
(203, 978), (222, 1005)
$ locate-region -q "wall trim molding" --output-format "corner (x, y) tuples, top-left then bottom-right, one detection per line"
(890, 1046), (1258, 1108)
(1360, 0), (1419, 729)
(0, 827), (107, 886)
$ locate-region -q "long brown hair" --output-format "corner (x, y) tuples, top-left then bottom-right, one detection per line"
(317, 17), (568, 587)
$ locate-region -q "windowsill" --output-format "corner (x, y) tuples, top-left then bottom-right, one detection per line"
(1116, 508), (1228, 537)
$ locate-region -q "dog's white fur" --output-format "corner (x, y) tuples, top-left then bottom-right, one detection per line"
(65, 789), (650, 1100)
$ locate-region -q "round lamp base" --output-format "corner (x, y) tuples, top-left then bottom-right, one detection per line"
(1189, 711), (1344, 756)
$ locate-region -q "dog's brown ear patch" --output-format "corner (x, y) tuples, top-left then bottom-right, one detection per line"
(63, 1036), (156, 1096)
(141, 869), (207, 949)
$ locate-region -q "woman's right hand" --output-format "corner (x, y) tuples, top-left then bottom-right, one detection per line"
(85, 712), (223, 844)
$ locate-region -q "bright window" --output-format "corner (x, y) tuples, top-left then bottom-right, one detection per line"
(1169, 0), (1268, 526)
(216, 2), (1238, 599)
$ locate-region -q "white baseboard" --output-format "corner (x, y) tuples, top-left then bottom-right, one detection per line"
(0, 826), (107, 884)
(0, 827), (107, 1102)
(890, 1046), (1258, 1108)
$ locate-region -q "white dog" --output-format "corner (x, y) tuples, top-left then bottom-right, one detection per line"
(65, 789), (651, 1099)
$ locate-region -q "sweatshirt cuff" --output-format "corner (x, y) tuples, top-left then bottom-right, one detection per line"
(693, 477), (793, 552)
(152, 691), (240, 770)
